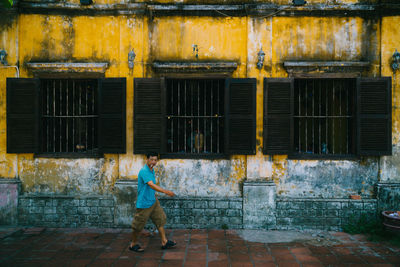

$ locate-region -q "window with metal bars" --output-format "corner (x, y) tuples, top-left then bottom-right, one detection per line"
(293, 79), (356, 156)
(41, 79), (98, 154)
(264, 76), (392, 158)
(134, 77), (256, 157)
(166, 79), (225, 155)
(7, 77), (126, 156)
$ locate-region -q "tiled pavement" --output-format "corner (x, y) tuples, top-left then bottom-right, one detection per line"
(0, 227), (399, 267)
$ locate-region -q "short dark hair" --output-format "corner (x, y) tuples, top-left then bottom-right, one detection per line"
(146, 152), (158, 159)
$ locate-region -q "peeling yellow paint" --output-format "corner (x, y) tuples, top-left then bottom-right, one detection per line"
(0, 8), (399, 196)
(60, 0), (375, 4)
(382, 16), (400, 144)
(0, 67), (17, 178)
(271, 155), (287, 187)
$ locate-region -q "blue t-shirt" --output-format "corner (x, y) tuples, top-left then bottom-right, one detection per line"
(136, 164), (156, 209)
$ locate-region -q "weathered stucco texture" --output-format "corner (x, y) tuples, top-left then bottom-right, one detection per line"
(14, 14), (145, 194)
(271, 16), (382, 198)
(246, 16), (385, 198)
(279, 159), (380, 198)
(18, 155), (118, 195)
(380, 16), (400, 183)
(0, 16), (18, 179)
(271, 16), (380, 76)
(155, 157), (246, 197)
(3, 14), (250, 196)
(0, 68), (18, 179)
(148, 16), (247, 77)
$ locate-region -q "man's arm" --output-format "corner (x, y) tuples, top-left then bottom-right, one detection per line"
(147, 181), (175, 197)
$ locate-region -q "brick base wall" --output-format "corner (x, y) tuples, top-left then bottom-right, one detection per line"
(16, 194), (380, 230)
(17, 195), (243, 229)
(159, 197), (243, 229)
(276, 198), (378, 231)
(18, 195), (115, 228)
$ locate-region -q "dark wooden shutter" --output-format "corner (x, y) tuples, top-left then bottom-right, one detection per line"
(6, 78), (40, 153)
(357, 77), (392, 156)
(263, 78), (293, 155)
(134, 78), (164, 154)
(225, 78), (256, 155)
(98, 78), (126, 153)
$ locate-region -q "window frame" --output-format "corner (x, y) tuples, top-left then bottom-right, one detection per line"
(288, 77), (358, 160)
(7, 74), (126, 159)
(37, 78), (101, 158)
(263, 76), (392, 160)
(162, 77), (227, 159)
(134, 76), (257, 158)
(33, 73), (104, 158)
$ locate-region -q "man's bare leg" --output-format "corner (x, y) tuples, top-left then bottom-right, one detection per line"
(158, 226), (168, 246)
(158, 226), (177, 249)
(130, 230), (144, 251)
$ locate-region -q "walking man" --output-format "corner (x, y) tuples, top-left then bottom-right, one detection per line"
(129, 153), (177, 252)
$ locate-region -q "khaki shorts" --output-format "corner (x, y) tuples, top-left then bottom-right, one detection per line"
(131, 199), (167, 232)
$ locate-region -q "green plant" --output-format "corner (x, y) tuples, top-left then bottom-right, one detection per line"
(343, 214), (400, 247)
(221, 224), (228, 230)
(1, 0), (13, 8)
(342, 214), (383, 235)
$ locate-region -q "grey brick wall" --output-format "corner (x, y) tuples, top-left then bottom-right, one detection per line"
(18, 195), (243, 229)
(276, 198), (378, 231)
(159, 197), (243, 229)
(18, 195), (115, 228)
(17, 194), (380, 231)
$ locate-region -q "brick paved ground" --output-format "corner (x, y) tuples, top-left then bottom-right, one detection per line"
(0, 228), (399, 267)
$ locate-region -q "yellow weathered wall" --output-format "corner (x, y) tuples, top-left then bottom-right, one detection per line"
(2, 14), (250, 196)
(62, 0), (378, 4)
(380, 16), (400, 182)
(0, 7), (398, 196)
(0, 15), (18, 179)
(148, 17), (247, 74)
(245, 16), (383, 198)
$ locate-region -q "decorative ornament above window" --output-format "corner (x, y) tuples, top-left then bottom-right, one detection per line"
(152, 61), (237, 74)
(392, 49), (400, 72)
(26, 62), (109, 74)
(283, 61), (370, 78)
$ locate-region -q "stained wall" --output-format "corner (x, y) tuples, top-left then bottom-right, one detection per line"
(0, 3), (398, 198)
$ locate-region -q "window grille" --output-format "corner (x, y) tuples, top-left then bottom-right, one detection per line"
(41, 79), (98, 153)
(293, 79), (355, 156)
(166, 79), (224, 154)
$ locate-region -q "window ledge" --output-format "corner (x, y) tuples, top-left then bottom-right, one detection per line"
(283, 61), (369, 77)
(160, 153), (229, 160)
(26, 62), (109, 74)
(288, 153), (358, 161)
(34, 153), (103, 159)
(152, 61), (238, 74)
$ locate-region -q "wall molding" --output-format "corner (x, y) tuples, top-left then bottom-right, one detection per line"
(152, 61), (238, 74)
(14, 3), (400, 17)
(26, 62), (109, 74)
(283, 61), (370, 78)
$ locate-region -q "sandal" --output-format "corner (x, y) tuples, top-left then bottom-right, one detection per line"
(161, 240), (177, 250)
(129, 244), (144, 252)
